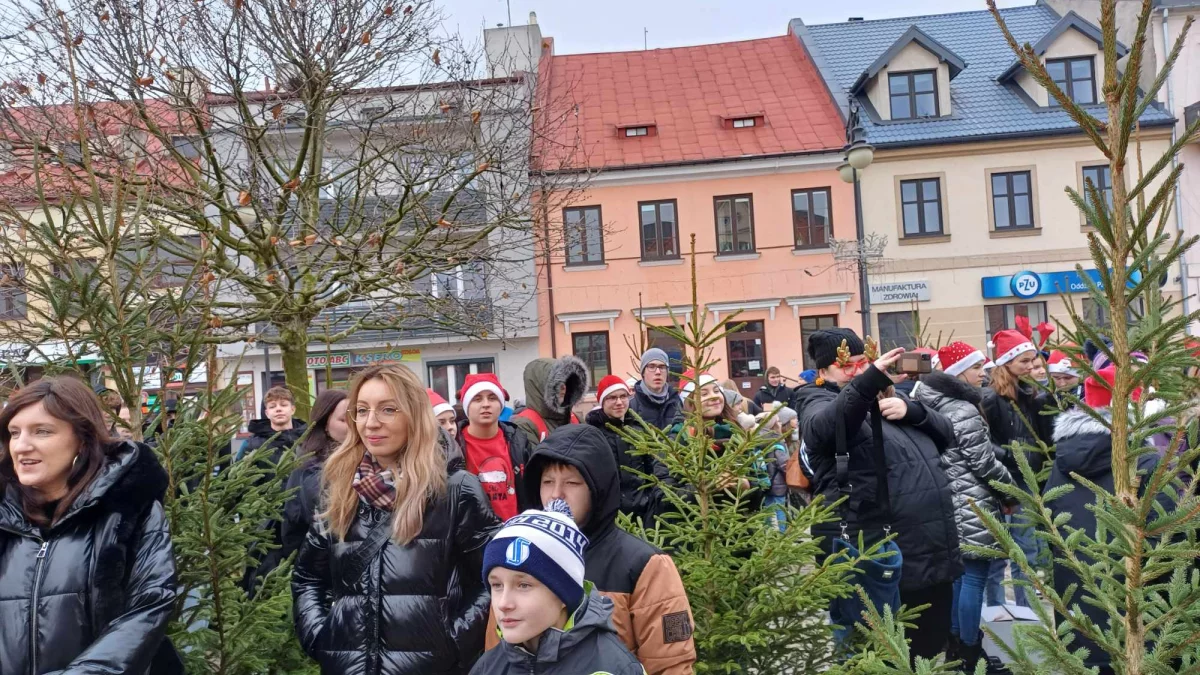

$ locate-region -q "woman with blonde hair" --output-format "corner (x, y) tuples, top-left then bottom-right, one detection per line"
(292, 365), (500, 674)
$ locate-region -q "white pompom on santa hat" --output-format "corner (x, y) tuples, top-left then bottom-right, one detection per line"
(679, 368), (718, 396)
(937, 341), (985, 377)
(987, 329), (1036, 367)
(596, 375), (631, 404)
(1047, 349), (1079, 376)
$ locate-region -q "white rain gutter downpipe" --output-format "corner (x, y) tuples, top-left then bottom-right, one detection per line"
(1163, 6), (1194, 332)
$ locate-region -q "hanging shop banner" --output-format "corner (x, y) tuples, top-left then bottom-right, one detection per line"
(352, 347), (422, 366)
(980, 268), (1141, 300)
(306, 352), (352, 369)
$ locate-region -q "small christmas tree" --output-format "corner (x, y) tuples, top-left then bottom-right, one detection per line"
(615, 236), (873, 674)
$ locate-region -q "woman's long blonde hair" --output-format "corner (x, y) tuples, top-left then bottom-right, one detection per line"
(989, 362), (1020, 401)
(320, 365), (448, 545)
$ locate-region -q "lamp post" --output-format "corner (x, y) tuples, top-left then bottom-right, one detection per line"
(838, 99), (875, 337)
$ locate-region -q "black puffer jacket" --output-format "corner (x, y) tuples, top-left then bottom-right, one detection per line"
(981, 382), (1054, 488)
(237, 418), (308, 464)
(629, 382), (683, 431)
(292, 468), (502, 674)
(754, 383), (793, 408)
(584, 408), (666, 524)
(0, 441), (182, 674)
(795, 365), (963, 591)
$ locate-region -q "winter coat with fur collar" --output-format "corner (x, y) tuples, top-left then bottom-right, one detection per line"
(512, 357), (589, 445)
(0, 441), (182, 674)
(915, 371), (1014, 554)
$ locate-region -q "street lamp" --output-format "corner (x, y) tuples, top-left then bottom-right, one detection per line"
(840, 99), (875, 337)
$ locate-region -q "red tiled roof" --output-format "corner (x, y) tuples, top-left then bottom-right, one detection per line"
(534, 33), (846, 173)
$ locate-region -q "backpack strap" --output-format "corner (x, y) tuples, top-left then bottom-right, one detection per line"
(515, 408), (550, 441)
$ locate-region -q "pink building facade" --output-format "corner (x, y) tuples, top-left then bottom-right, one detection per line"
(533, 31), (860, 392)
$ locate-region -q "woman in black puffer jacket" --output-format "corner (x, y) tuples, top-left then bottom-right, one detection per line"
(794, 328), (961, 661)
(292, 365), (501, 675)
(0, 377), (182, 674)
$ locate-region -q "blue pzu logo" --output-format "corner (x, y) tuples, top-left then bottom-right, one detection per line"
(506, 538), (531, 566)
(1010, 271), (1042, 299)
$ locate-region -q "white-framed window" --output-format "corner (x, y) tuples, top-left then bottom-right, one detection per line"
(429, 262), (485, 300)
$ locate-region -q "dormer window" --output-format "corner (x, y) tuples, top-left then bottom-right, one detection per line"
(1046, 57), (1095, 105)
(618, 123), (656, 138)
(723, 114), (765, 129)
(889, 71), (939, 119)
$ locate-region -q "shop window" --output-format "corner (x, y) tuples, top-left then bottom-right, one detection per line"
(1082, 297), (1142, 329)
(726, 320), (766, 392)
(572, 332), (611, 390)
(800, 314), (838, 371)
(428, 358), (495, 406)
(877, 310), (917, 351)
(984, 301), (1047, 344)
(646, 327), (685, 387)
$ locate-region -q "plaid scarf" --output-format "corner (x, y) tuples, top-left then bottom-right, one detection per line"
(352, 452), (397, 510)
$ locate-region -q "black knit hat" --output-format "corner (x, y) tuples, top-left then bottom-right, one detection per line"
(808, 327), (865, 370)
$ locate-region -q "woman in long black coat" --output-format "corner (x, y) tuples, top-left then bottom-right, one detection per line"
(0, 377), (181, 674)
(794, 328), (961, 661)
(292, 365), (501, 674)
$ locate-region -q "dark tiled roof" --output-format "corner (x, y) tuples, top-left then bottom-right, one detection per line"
(802, 4), (1174, 148)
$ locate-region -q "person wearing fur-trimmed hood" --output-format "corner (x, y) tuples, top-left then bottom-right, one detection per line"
(512, 356), (590, 445)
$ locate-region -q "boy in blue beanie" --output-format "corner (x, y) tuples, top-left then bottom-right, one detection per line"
(471, 500), (645, 675)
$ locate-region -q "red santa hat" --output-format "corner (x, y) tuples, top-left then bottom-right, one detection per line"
(937, 341), (986, 377)
(988, 329), (1037, 367)
(458, 373), (509, 408)
(426, 388), (455, 417)
(596, 375), (631, 404)
(1083, 366), (1116, 408)
(679, 368), (719, 395)
(1047, 350), (1079, 377)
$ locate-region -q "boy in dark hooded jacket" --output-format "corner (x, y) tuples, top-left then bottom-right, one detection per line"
(512, 356), (589, 445)
(472, 500), (645, 675)
(485, 424), (697, 674)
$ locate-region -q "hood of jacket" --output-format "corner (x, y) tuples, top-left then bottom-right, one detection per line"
(524, 424), (619, 541)
(248, 418), (307, 442)
(502, 586), (617, 665)
(791, 379), (837, 418)
(523, 357), (589, 423)
(0, 440), (167, 534)
(917, 371), (983, 406)
(1052, 408), (1113, 479)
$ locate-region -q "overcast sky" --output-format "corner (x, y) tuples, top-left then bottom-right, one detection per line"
(441, 0), (1037, 55)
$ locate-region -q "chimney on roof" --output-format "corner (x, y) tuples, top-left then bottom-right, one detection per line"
(484, 12), (545, 78)
(848, 17), (864, 21)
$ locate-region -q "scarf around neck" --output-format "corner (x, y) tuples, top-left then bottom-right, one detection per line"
(352, 452), (397, 510)
(637, 380), (670, 406)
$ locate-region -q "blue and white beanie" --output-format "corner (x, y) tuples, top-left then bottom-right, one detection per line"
(482, 499), (588, 611)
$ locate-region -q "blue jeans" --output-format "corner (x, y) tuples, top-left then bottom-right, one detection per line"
(952, 559), (991, 645)
(763, 495), (787, 532)
(986, 507), (1046, 607)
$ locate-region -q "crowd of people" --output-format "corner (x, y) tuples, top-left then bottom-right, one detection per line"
(0, 321), (1178, 674)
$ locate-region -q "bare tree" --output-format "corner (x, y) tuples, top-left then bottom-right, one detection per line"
(0, 0), (589, 416)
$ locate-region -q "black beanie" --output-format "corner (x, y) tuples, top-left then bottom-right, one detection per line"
(808, 327), (865, 370)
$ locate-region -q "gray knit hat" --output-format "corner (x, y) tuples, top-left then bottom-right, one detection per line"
(640, 348), (670, 375)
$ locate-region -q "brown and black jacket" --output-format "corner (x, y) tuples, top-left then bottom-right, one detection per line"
(486, 425), (696, 675)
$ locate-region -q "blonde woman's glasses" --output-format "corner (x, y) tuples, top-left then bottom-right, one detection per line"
(349, 406), (400, 424)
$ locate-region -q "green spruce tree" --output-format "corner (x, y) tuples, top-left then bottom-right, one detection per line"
(614, 235), (875, 674)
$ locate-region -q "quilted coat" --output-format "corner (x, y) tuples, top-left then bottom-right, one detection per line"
(915, 371), (1015, 554)
(292, 468), (501, 675)
(0, 441), (181, 675)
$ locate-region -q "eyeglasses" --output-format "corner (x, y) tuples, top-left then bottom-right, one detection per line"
(606, 393), (631, 403)
(644, 364), (668, 373)
(349, 405), (400, 424)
